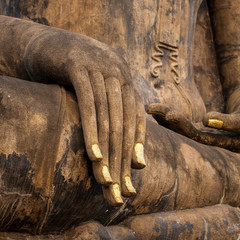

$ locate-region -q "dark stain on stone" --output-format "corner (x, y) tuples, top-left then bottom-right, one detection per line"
(1, 0), (49, 25)
(154, 80), (165, 89)
(0, 87), (5, 115)
(0, 193), (50, 234)
(43, 133), (109, 233)
(108, 0), (136, 49)
(0, 152), (35, 194)
(155, 217), (169, 239)
(168, 220), (194, 239)
(223, 219), (228, 225)
(30, 17), (49, 25)
(69, 124), (84, 154)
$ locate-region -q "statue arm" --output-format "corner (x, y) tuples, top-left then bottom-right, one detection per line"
(147, 103), (240, 152)
(0, 15), (146, 206)
(204, 1), (240, 134)
(147, 0), (240, 151)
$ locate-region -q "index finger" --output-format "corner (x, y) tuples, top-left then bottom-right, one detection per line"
(70, 67), (103, 162)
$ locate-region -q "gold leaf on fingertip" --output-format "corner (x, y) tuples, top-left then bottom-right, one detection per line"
(112, 184), (124, 204)
(208, 119), (223, 129)
(92, 144), (103, 161)
(124, 176), (136, 194)
(134, 143), (146, 167)
(102, 166), (112, 184)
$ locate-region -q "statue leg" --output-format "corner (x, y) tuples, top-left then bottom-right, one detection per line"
(1, 75), (240, 233)
(0, 204), (240, 239)
(122, 204), (240, 240)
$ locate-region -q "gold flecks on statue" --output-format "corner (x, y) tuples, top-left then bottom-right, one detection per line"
(92, 144), (103, 161)
(135, 143), (146, 167)
(102, 166), (112, 184)
(112, 184), (124, 204)
(208, 119), (224, 129)
(124, 176), (136, 194)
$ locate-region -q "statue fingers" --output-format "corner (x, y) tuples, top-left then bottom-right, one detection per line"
(132, 90), (146, 169)
(165, 111), (197, 137)
(147, 103), (170, 117)
(121, 84), (137, 197)
(70, 67), (103, 162)
(206, 111), (240, 133)
(147, 103), (171, 125)
(148, 103), (198, 137)
(206, 112), (225, 129)
(102, 77), (124, 206)
(89, 71), (112, 185)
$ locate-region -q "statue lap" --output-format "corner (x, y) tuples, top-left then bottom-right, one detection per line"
(1, 76), (240, 239)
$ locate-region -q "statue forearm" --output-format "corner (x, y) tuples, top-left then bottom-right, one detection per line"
(0, 15), (48, 79)
(208, 0), (240, 113)
(0, 15), (132, 85)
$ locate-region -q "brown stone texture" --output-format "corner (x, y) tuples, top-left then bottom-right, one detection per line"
(1, 76), (240, 237)
(122, 204), (240, 240)
(1, 0), (240, 239)
(193, 0), (224, 113)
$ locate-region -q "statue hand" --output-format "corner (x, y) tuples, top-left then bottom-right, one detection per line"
(24, 30), (146, 206)
(148, 104), (240, 152)
(147, 103), (199, 138)
(205, 111), (240, 134)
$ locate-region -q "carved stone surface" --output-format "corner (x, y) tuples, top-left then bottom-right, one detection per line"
(1, 0), (240, 239)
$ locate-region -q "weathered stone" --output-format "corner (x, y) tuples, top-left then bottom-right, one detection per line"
(1, 0), (240, 239)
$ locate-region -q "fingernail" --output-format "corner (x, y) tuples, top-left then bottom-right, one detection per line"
(112, 183), (124, 204)
(135, 143), (146, 167)
(102, 166), (113, 184)
(92, 144), (103, 161)
(124, 176), (136, 195)
(208, 119), (223, 129)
